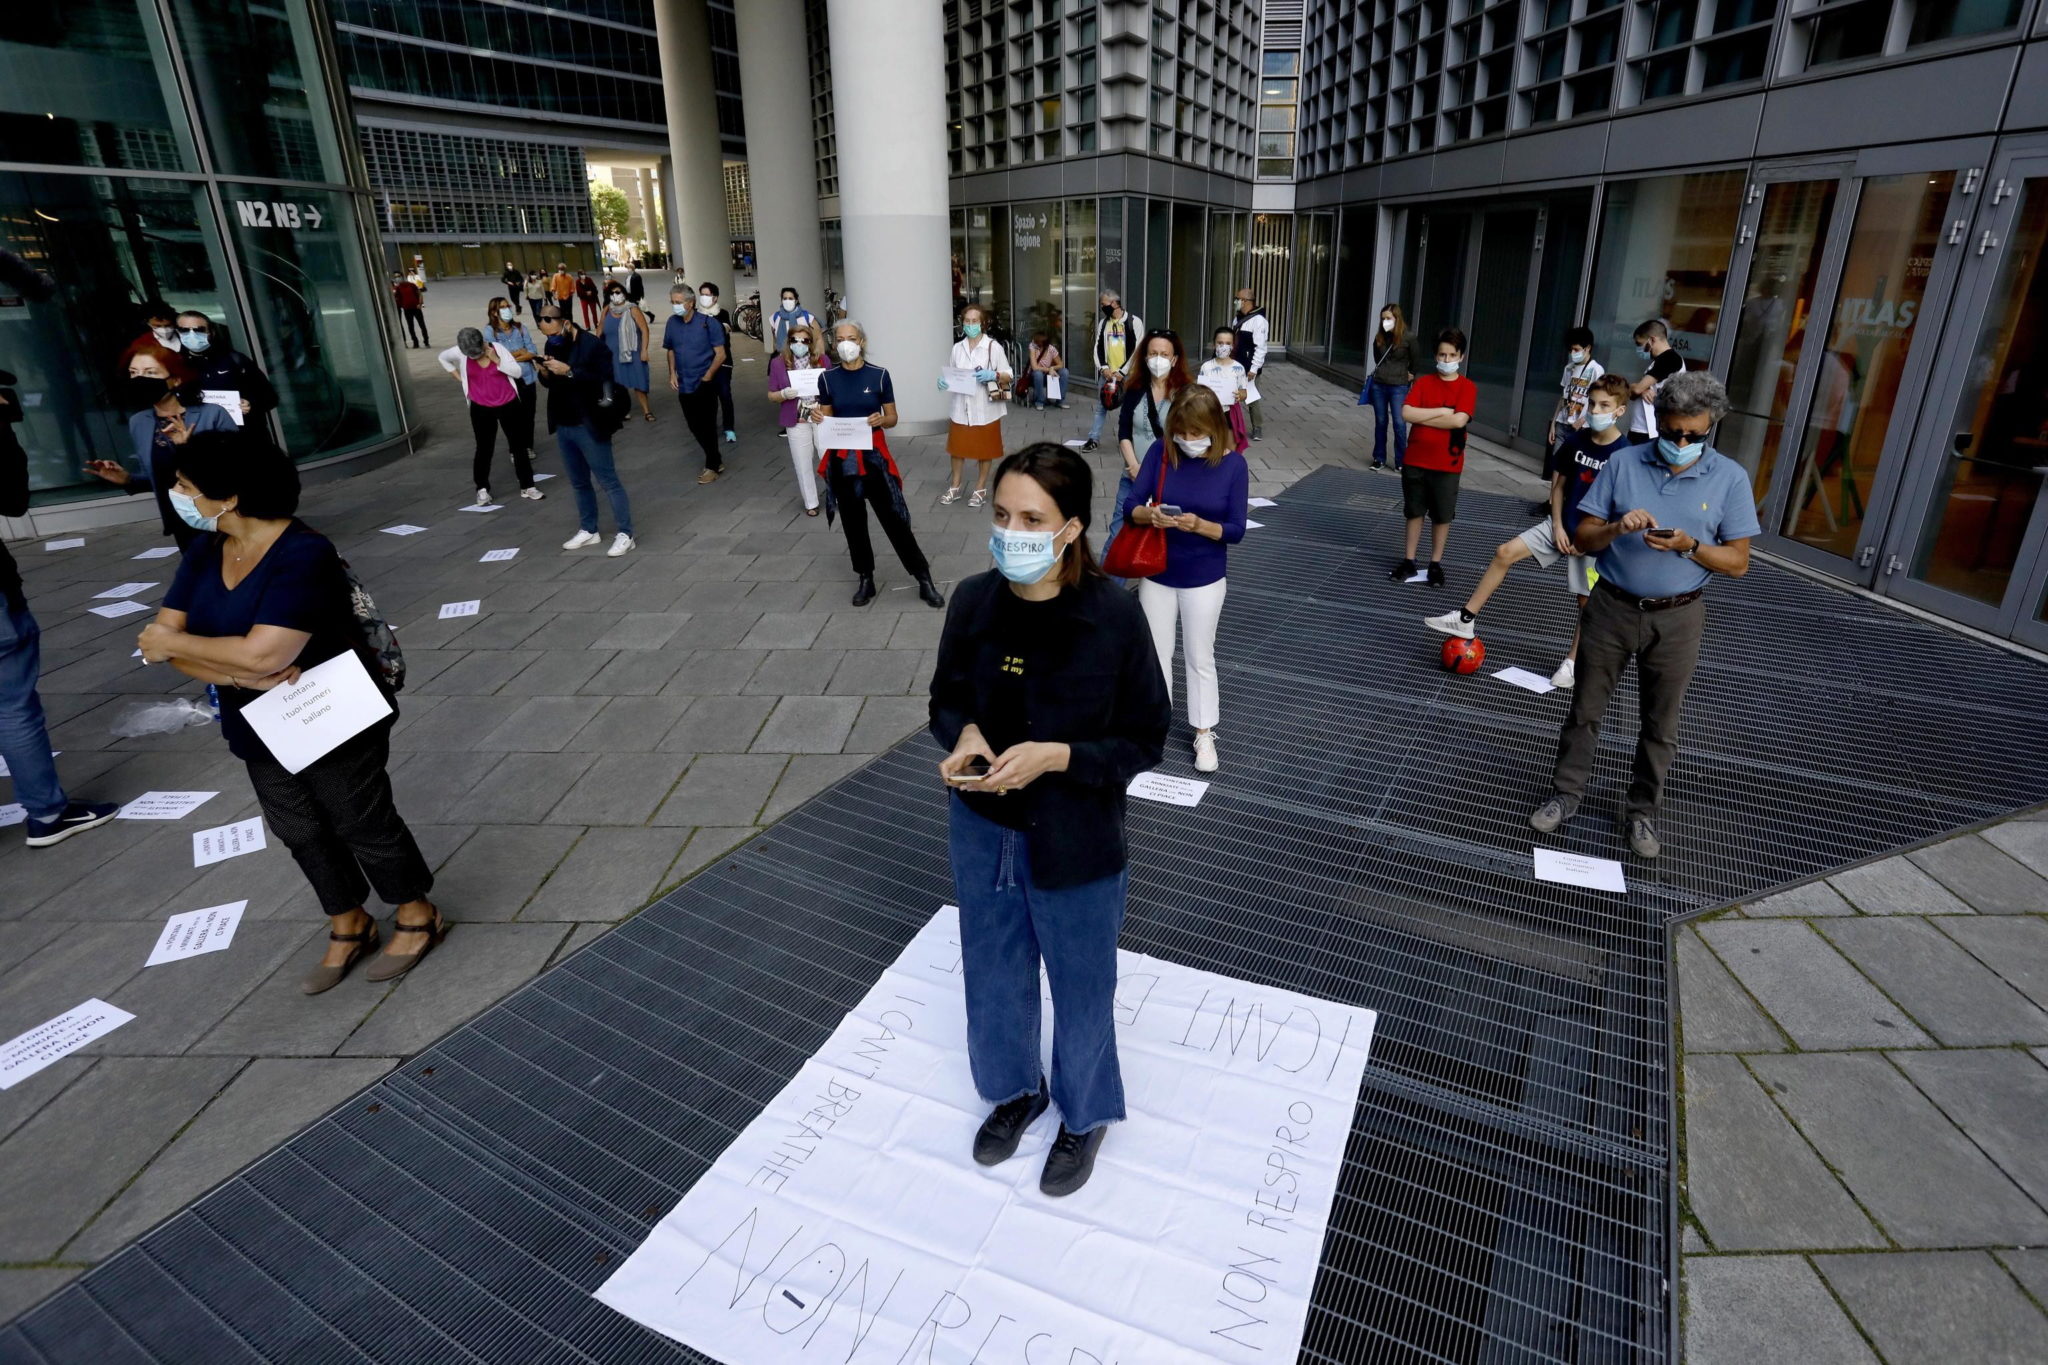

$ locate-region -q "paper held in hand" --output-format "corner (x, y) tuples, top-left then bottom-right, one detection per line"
(815, 415), (874, 450)
(239, 650), (393, 775)
(940, 365), (980, 392)
(784, 366), (823, 400)
(200, 389), (244, 426)
(1198, 372), (1242, 407)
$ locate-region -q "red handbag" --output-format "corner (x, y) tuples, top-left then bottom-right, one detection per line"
(1101, 451), (1170, 579)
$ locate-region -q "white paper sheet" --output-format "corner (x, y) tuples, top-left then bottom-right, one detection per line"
(479, 548), (519, 562)
(595, 905), (1375, 1365)
(94, 582), (157, 599)
(118, 790), (218, 821)
(133, 546), (181, 559)
(0, 751), (57, 778)
(0, 803), (24, 828)
(145, 900), (247, 967)
(1246, 520), (1265, 529)
(1198, 372), (1243, 407)
(816, 415), (874, 450)
(239, 650), (394, 775)
(87, 600), (152, 620)
(1250, 497), (1278, 508)
(1062, 438), (1087, 448)
(1403, 570), (1429, 584)
(44, 538), (85, 551)
(785, 366), (824, 400)
(534, 473), (557, 481)
(0, 1000), (135, 1089)
(200, 389), (244, 426)
(1494, 667), (1557, 695)
(1045, 374), (1062, 402)
(457, 503), (502, 513)
(1533, 847), (1628, 894)
(1127, 771), (1210, 806)
(438, 600), (481, 619)
(192, 818), (265, 866)
(940, 365), (980, 392)
(381, 524), (429, 536)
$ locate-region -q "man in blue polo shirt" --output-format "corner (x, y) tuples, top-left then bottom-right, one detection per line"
(662, 283), (727, 483)
(1529, 370), (1760, 859)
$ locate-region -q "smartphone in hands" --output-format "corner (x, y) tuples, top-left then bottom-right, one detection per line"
(1154, 504), (1183, 519)
(944, 757), (993, 786)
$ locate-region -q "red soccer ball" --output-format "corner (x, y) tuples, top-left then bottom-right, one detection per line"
(1441, 636), (1486, 674)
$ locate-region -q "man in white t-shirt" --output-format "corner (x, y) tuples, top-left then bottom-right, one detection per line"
(1628, 319), (1684, 440)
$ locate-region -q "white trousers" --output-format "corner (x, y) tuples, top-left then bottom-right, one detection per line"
(1138, 577), (1227, 731)
(785, 419), (821, 510)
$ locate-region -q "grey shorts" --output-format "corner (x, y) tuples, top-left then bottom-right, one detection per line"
(1517, 521), (1597, 597)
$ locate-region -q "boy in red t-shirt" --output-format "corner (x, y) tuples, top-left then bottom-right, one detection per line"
(1390, 328), (1477, 587)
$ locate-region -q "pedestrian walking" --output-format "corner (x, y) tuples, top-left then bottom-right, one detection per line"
(172, 310), (278, 424)
(524, 270), (548, 322)
(810, 319), (945, 609)
(766, 319), (830, 515)
(1198, 326), (1252, 452)
(698, 282), (739, 442)
(1360, 302), (1412, 470)
(1102, 328), (1188, 569)
(500, 260), (525, 297)
(137, 434), (443, 992)
(931, 442), (1169, 1196)
(438, 327), (539, 505)
(85, 347), (236, 549)
(600, 280), (656, 422)
(537, 306), (635, 557)
(941, 303), (1011, 508)
(550, 262), (576, 316)
(575, 271), (601, 330)
(768, 286), (816, 354)
(662, 284), (728, 483)
(390, 273), (428, 349)
(118, 299), (184, 369)
(625, 260), (646, 306)
(1228, 286), (1270, 441)
(486, 295), (544, 497)
(1080, 291), (1140, 452)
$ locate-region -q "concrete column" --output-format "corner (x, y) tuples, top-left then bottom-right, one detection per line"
(735, 0), (824, 318)
(825, 0), (952, 431)
(653, 0), (730, 285)
(657, 155), (680, 272)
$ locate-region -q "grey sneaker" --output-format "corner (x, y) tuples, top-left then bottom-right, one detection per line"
(1628, 818), (1662, 859)
(1529, 794), (1578, 834)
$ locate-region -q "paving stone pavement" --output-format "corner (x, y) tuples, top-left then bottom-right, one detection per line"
(0, 274), (1552, 1313)
(1680, 821), (2048, 1362)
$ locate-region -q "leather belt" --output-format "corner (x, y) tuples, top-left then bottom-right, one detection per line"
(1597, 580), (1704, 612)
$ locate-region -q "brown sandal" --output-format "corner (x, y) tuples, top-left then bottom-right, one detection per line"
(301, 922), (380, 995)
(362, 905), (447, 983)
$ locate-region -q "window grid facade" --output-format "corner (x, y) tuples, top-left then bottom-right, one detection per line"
(360, 125), (594, 238)
(805, 0), (839, 196)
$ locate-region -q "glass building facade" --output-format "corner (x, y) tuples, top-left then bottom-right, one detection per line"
(0, 0), (408, 513)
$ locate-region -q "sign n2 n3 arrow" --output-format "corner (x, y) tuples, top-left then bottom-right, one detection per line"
(234, 200), (324, 230)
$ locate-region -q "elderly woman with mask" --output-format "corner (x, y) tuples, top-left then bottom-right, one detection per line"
(600, 278), (656, 423)
(438, 326), (535, 506)
(85, 347), (237, 548)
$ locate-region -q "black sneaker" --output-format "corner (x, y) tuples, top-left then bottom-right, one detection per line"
(1040, 1123), (1107, 1197)
(1081, 438), (1099, 452)
(973, 1080), (1050, 1166)
(1388, 558), (1417, 582)
(1427, 561), (1445, 588)
(25, 800), (119, 849)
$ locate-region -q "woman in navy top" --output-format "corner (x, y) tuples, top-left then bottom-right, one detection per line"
(1120, 385), (1249, 774)
(138, 433), (442, 996)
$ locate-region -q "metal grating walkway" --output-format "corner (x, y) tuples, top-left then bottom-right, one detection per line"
(10, 465), (2048, 1364)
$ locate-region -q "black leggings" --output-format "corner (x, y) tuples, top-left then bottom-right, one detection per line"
(243, 722), (432, 917)
(469, 398), (535, 492)
(830, 468), (930, 579)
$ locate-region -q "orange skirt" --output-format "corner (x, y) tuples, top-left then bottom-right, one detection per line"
(947, 420), (1005, 462)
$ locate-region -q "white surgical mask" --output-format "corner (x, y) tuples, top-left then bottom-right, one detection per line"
(781, 297), (796, 309)
(1569, 349), (1588, 365)
(498, 307), (515, 321)
(152, 325), (177, 346)
(672, 302), (689, 316)
(698, 294), (716, 311)
(1146, 355), (1172, 378)
(1381, 317), (1394, 333)
(836, 339), (862, 363)
(1174, 436), (1212, 457)
(990, 524), (1068, 584)
(169, 489), (218, 533)
(1586, 411), (1618, 432)
(177, 329), (211, 354)
(1437, 359), (1460, 376)
(790, 340), (809, 358)
(1214, 344), (1233, 359)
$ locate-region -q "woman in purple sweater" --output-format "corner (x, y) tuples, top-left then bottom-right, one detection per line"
(1120, 385), (1248, 773)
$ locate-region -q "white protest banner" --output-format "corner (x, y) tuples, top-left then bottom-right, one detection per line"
(200, 389), (245, 426)
(1, 1000), (135, 1089)
(88, 600), (151, 620)
(145, 900), (247, 967)
(1127, 771), (1210, 806)
(785, 366), (824, 401)
(239, 650), (393, 775)
(479, 548), (519, 562)
(133, 546), (181, 559)
(438, 600), (481, 619)
(193, 818), (266, 866)
(596, 905), (1374, 1365)
(816, 415), (874, 450)
(95, 583), (157, 599)
(1533, 847), (1628, 894)
(118, 790), (218, 821)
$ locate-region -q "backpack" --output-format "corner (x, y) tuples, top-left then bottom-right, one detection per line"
(338, 557), (405, 693)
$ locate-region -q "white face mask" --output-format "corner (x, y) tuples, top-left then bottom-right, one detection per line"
(498, 307), (515, 321)
(1437, 359), (1461, 376)
(790, 340), (809, 358)
(698, 294), (717, 311)
(152, 325), (178, 345)
(672, 302), (689, 316)
(1214, 344), (1233, 359)
(781, 297), (796, 309)
(1174, 436), (1212, 457)
(1381, 317), (1394, 333)
(1146, 355), (1172, 378)
(836, 339), (861, 363)
(1569, 349), (1588, 365)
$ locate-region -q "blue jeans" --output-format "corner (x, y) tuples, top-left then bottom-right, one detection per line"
(0, 601), (66, 820)
(1362, 378), (1409, 467)
(1085, 386), (1116, 442)
(555, 423), (633, 537)
(1030, 367), (1068, 406)
(1099, 470), (1136, 585)
(950, 793), (1128, 1134)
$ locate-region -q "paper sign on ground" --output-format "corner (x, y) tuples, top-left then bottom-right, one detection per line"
(94, 582), (157, 599)
(1534, 847), (1628, 894)
(1403, 569), (1429, 583)
(239, 649), (393, 775)
(1250, 497), (1278, 508)
(0, 752), (57, 779)
(133, 546), (180, 560)
(596, 905), (1375, 1365)
(1127, 771), (1210, 806)
(1495, 666), (1557, 695)
(88, 600), (152, 620)
(457, 503), (502, 513)
(1062, 438), (1087, 448)
(200, 390), (244, 425)
(193, 818), (265, 866)
(380, 524), (428, 536)
(479, 548), (519, 562)
(45, 539), (85, 551)
(940, 365), (980, 392)
(784, 366), (824, 401)
(815, 415), (874, 450)
(145, 901), (247, 967)
(1, 1000), (135, 1089)
(534, 473), (556, 481)
(118, 790), (218, 821)
(0, 803), (23, 828)
(438, 600), (481, 619)
(1247, 519), (1265, 529)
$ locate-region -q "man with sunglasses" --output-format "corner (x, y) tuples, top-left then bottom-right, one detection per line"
(1528, 369), (1759, 860)
(171, 311), (277, 424)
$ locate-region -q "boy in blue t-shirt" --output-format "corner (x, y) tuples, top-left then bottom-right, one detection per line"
(1425, 372), (1635, 688)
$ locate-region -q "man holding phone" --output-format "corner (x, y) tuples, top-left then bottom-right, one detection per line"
(1528, 370), (1759, 859)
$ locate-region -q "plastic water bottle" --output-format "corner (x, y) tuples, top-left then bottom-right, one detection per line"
(205, 683), (220, 723)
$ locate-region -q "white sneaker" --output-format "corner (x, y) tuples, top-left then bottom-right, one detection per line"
(520, 486), (545, 501)
(1193, 731), (1219, 773)
(1551, 658), (1576, 689)
(1424, 609), (1475, 640)
(475, 488), (491, 506)
(562, 529), (601, 550)
(607, 533), (636, 557)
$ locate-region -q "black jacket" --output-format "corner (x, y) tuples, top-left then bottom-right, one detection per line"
(187, 347), (278, 420)
(930, 570), (1169, 888)
(539, 326), (621, 436)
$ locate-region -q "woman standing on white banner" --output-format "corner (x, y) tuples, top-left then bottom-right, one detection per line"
(930, 443), (1169, 1197)
(135, 434), (443, 996)
(766, 319), (830, 516)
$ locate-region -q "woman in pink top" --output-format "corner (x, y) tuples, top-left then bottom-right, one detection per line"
(766, 318), (833, 515)
(438, 327), (536, 505)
